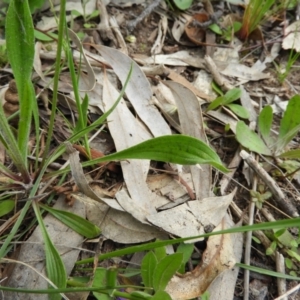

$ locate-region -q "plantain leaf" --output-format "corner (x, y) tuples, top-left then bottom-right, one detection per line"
(226, 104), (249, 119)
(33, 203), (67, 300)
(6, 0), (35, 163)
(223, 88), (242, 105)
(279, 149), (300, 159)
(236, 121), (272, 155)
(141, 251), (157, 288)
(40, 204), (101, 238)
(258, 105), (273, 144)
(153, 253), (183, 291)
(152, 291), (172, 300)
(278, 95), (300, 149)
(0, 200), (15, 217)
(173, 0), (193, 10)
(81, 135), (229, 173)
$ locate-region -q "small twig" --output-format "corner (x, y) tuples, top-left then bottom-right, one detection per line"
(244, 147), (258, 300)
(240, 150), (299, 217)
(127, 0), (162, 32)
(97, 0), (116, 44)
(276, 252), (287, 300)
(204, 55), (234, 91)
(274, 283), (300, 300)
(164, 164), (195, 200)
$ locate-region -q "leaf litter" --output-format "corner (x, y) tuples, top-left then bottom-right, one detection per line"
(1, 0), (300, 299)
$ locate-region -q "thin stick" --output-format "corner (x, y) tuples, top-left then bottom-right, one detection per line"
(240, 150), (299, 217)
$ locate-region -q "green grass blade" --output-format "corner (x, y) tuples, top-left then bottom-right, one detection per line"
(237, 263), (300, 280)
(76, 217), (300, 265)
(39, 204), (101, 238)
(0, 104), (30, 182)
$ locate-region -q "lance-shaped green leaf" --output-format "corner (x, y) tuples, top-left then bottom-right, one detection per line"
(236, 121), (272, 155)
(33, 203), (67, 300)
(81, 135), (228, 173)
(40, 204), (101, 238)
(6, 0), (35, 163)
(141, 251), (157, 288)
(278, 95), (300, 148)
(153, 253), (183, 291)
(258, 105), (273, 144)
(226, 104), (249, 119)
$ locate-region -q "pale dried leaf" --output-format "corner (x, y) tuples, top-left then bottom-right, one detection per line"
(165, 216), (236, 299)
(102, 73), (156, 221)
(68, 29), (96, 92)
(133, 50), (205, 68)
(33, 42), (46, 82)
(164, 81), (211, 199)
(207, 215), (243, 300)
(73, 193), (167, 244)
(147, 190), (235, 241)
(94, 45), (171, 137)
(151, 15), (168, 55)
(282, 20), (300, 51)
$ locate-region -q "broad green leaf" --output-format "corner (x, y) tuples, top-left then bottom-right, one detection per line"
(33, 203), (67, 300)
(154, 246), (167, 262)
(28, 0), (45, 13)
(226, 104), (249, 119)
(141, 251), (157, 288)
(206, 96), (224, 112)
(93, 268), (111, 300)
(176, 243), (194, 274)
(153, 253), (183, 291)
(34, 29), (57, 41)
(279, 149), (300, 159)
(152, 291), (172, 300)
(236, 121), (272, 155)
(223, 88), (242, 105)
(173, 0), (193, 10)
(40, 204), (101, 238)
(6, 0), (34, 87)
(278, 95), (300, 148)
(209, 23), (223, 35)
(276, 123), (300, 153)
(0, 200), (15, 217)
(258, 106), (273, 144)
(6, 1), (35, 163)
(82, 135), (229, 173)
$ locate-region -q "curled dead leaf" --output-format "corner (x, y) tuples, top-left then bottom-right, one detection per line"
(165, 217), (236, 299)
(185, 13), (209, 46)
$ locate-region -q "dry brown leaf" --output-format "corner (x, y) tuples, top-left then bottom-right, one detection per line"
(185, 13), (209, 46)
(165, 217), (236, 299)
